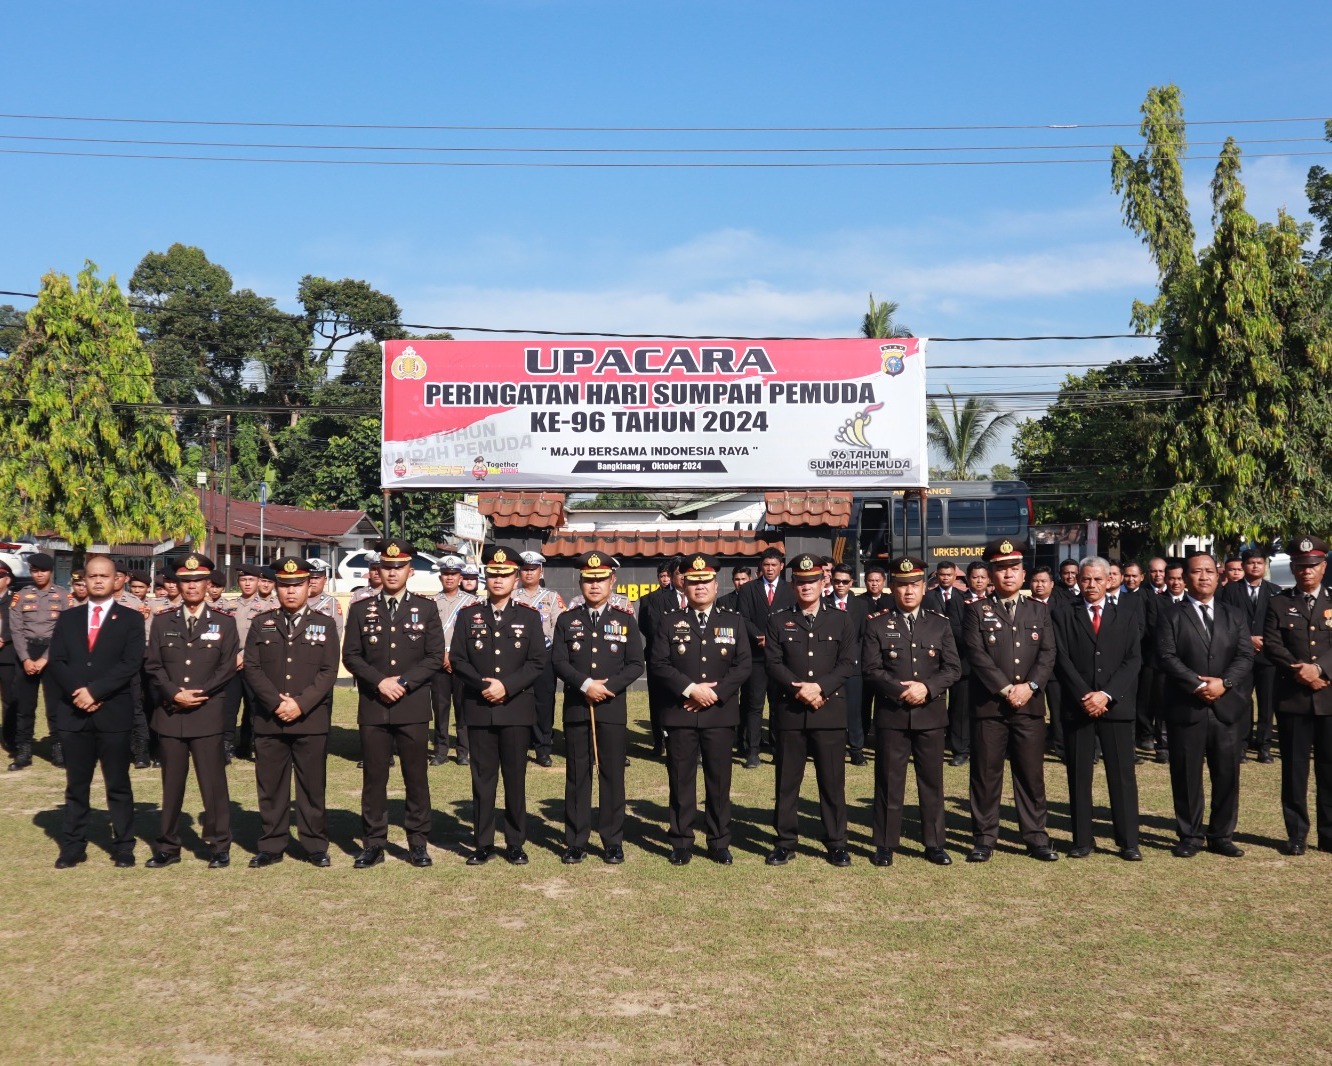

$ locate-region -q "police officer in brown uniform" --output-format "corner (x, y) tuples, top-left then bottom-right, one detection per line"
(551, 551), (645, 865)
(862, 556), (962, 867)
(763, 554), (858, 867)
(451, 545), (548, 866)
(244, 557), (341, 867)
(648, 553), (752, 866)
(342, 538), (445, 869)
(1263, 535), (1332, 855)
(963, 538), (1059, 863)
(8, 553), (74, 770)
(144, 554), (240, 868)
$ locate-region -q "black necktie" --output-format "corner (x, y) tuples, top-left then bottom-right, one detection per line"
(285, 611), (298, 637)
(187, 614), (197, 638)
(905, 613), (914, 632)
(386, 596), (398, 621)
(697, 611), (707, 629)
(1306, 593), (1317, 612)
(804, 611), (816, 629)
(1249, 584), (1259, 603)
(1004, 600), (1016, 621)
(1201, 603), (1213, 638)
(589, 610), (600, 629)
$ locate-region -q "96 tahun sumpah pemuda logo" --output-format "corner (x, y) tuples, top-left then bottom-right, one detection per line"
(834, 403), (884, 450)
(390, 346), (428, 381)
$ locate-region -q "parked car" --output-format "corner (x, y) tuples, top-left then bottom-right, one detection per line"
(0, 541), (39, 588)
(336, 548), (444, 595)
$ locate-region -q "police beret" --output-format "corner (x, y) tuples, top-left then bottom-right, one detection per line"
(260, 566), (277, 581)
(236, 563), (262, 578)
(129, 570), (150, 584)
(27, 553), (55, 571)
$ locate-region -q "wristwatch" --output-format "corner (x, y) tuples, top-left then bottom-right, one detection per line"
(1028, 682), (1040, 692)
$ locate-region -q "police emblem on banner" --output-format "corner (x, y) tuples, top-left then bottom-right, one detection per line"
(880, 342), (907, 376)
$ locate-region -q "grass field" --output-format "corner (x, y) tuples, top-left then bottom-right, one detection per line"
(2, 689), (1330, 1065)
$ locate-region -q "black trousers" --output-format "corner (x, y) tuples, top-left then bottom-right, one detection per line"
(13, 666), (55, 747)
(469, 723), (529, 849)
(1064, 716), (1139, 850)
(1045, 677), (1064, 753)
(132, 668), (154, 759)
(772, 726), (847, 849)
(530, 656), (557, 758)
(1135, 662), (1158, 748)
(946, 677), (971, 757)
(223, 674), (256, 754)
(843, 675), (865, 752)
(156, 733), (232, 856)
(970, 714), (1050, 849)
(254, 733), (329, 855)
(0, 657), (17, 752)
(666, 725), (734, 850)
(564, 719), (627, 848)
(1167, 708), (1240, 846)
(873, 725), (946, 850)
(1276, 713), (1332, 848)
(1248, 663), (1277, 753)
(645, 678), (667, 750)
(360, 720), (431, 848)
(431, 670), (469, 755)
(60, 728), (135, 855)
(739, 661), (768, 756)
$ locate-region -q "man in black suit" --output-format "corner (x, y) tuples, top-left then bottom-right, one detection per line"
(144, 554), (240, 868)
(924, 561), (970, 766)
(0, 562), (17, 758)
(963, 538), (1059, 863)
(857, 563), (892, 744)
(1262, 536), (1332, 855)
(648, 553), (752, 865)
(1055, 560), (1080, 604)
(764, 554), (858, 867)
(243, 557), (341, 867)
(1052, 557), (1143, 860)
(827, 562), (869, 765)
(551, 551), (645, 865)
(863, 556), (962, 866)
(342, 538), (445, 869)
(1029, 566), (1068, 759)
(1156, 552), (1255, 858)
(717, 566), (751, 612)
(46, 555), (146, 868)
(450, 545), (548, 866)
(735, 547), (795, 768)
(1220, 546), (1281, 762)
(638, 557), (686, 756)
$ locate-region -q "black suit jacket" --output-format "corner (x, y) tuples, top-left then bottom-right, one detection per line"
(638, 584), (685, 653)
(1155, 598), (1255, 725)
(1052, 599), (1141, 722)
(1220, 578), (1280, 663)
(764, 606), (857, 729)
(342, 592), (445, 726)
(922, 585), (968, 674)
(551, 603), (645, 726)
(736, 578), (796, 657)
(47, 602), (145, 733)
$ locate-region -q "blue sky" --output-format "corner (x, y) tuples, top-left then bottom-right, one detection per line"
(3, 2), (1329, 463)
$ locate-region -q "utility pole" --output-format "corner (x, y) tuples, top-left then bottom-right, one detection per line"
(222, 415), (233, 586)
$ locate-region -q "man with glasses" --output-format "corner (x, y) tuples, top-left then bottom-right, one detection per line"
(1262, 536), (1332, 855)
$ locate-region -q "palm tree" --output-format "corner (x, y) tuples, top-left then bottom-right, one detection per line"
(861, 294), (913, 339)
(927, 387), (1017, 480)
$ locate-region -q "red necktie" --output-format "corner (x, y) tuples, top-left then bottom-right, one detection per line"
(837, 599), (846, 611)
(89, 605), (102, 650)
(766, 583), (774, 606)
(1090, 603), (1101, 636)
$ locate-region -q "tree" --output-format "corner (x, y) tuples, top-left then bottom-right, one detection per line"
(0, 304), (24, 357)
(0, 263), (204, 549)
(927, 387), (1016, 480)
(1305, 119), (1332, 262)
(860, 294), (912, 339)
(988, 463), (1016, 481)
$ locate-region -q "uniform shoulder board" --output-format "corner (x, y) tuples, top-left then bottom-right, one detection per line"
(715, 604), (740, 614)
(924, 608), (947, 618)
(512, 600), (540, 612)
(611, 602), (635, 615)
(867, 608), (891, 620)
(254, 606), (280, 617)
(8, 593), (17, 608)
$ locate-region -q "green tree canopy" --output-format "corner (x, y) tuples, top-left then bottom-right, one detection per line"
(0, 263), (204, 548)
(860, 294), (912, 339)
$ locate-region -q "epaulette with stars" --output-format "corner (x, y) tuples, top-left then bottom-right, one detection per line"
(612, 602), (635, 615)
(514, 600), (540, 612)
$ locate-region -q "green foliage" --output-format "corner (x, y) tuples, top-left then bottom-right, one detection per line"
(0, 304), (25, 357)
(0, 263), (204, 548)
(926, 387), (1016, 480)
(860, 294), (912, 339)
(1306, 120), (1332, 262)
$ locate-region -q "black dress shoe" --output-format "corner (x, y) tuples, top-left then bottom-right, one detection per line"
(1207, 841), (1244, 858)
(1154, 749), (1169, 764)
(924, 847), (952, 866)
(456, 753), (470, 767)
(668, 848), (692, 866)
(1171, 841), (1198, 858)
(561, 846), (586, 865)
(1280, 839), (1307, 856)
(765, 846), (795, 866)
(1066, 846), (1092, 859)
(505, 845), (529, 865)
(1028, 845), (1059, 862)
(1134, 754), (1147, 765)
(743, 755), (760, 769)
(356, 759), (364, 769)
(353, 846), (385, 869)
(207, 851), (230, 869)
(248, 851), (284, 868)
(871, 847), (894, 867)
(849, 749), (867, 767)
(408, 845), (432, 868)
(966, 846), (992, 863)
(133, 756), (151, 770)
(1257, 751), (1274, 764)
(54, 851), (87, 870)
(1119, 847), (1143, 861)
(603, 844), (624, 865)
(466, 846), (493, 866)
(535, 753), (553, 768)
(826, 847), (851, 868)
(113, 852), (136, 868)
(145, 852), (180, 868)
(949, 753), (969, 767)
(308, 851), (331, 867)
(50, 740), (64, 767)
(708, 847), (734, 865)
(430, 750), (449, 766)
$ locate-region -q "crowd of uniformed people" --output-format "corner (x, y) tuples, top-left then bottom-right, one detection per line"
(5, 531), (1330, 871)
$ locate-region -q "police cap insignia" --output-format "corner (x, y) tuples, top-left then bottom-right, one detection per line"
(495, 549), (508, 563)
(999, 541), (1013, 555)
(1301, 539), (1313, 553)
(282, 560), (298, 574)
(900, 559), (912, 573)
(693, 555), (705, 571)
(385, 544), (402, 559)
(588, 553), (601, 568)
(186, 556), (199, 570)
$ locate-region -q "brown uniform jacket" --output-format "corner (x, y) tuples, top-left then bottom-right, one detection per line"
(342, 592), (445, 726)
(647, 605), (751, 729)
(862, 607), (961, 730)
(1263, 586), (1332, 717)
(551, 602), (645, 726)
(963, 595), (1056, 719)
(244, 608), (341, 735)
(764, 605), (857, 730)
(450, 600), (548, 727)
(145, 605), (240, 737)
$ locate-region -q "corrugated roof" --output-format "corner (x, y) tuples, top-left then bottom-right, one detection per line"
(543, 529), (783, 560)
(478, 492), (567, 529)
(199, 489), (377, 542)
(764, 491), (853, 527)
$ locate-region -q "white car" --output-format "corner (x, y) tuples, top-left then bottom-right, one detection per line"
(336, 548), (444, 595)
(0, 541), (39, 585)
